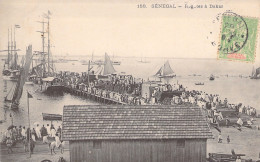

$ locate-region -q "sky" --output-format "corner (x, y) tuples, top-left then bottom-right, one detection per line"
(0, 0), (259, 59)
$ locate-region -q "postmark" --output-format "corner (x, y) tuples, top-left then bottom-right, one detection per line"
(217, 11), (259, 62)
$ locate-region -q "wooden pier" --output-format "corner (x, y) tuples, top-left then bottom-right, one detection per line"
(63, 86), (127, 105)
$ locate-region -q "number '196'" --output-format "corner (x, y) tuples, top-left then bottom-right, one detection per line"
(137, 4), (147, 8)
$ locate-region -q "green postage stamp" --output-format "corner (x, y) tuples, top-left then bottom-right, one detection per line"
(217, 11), (259, 62)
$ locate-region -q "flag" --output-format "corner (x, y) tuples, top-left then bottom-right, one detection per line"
(27, 92), (33, 98)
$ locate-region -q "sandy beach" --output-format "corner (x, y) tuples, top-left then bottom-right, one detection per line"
(208, 119), (260, 161)
(1, 120), (260, 162)
(0, 141), (69, 162)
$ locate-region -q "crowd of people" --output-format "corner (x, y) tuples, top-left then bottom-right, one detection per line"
(1, 124), (62, 154)
(37, 70), (258, 128)
(56, 71), (258, 120)
(57, 71), (146, 105)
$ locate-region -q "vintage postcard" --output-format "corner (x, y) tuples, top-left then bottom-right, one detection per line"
(0, 0), (260, 162)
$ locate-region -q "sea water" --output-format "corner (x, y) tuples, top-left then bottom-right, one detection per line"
(0, 57), (259, 132)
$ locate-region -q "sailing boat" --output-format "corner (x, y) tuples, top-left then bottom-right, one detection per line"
(137, 57), (150, 63)
(209, 74), (215, 81)
(5, 45), (32, 109)
(154, 60), (176, 78)
(250, 66), (260, 79)
(2, 26), (21, 80)
(93, 53), (116, 79)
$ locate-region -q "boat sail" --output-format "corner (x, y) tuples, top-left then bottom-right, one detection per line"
(154, 60), (176, 78)
(5, 45), (33, 108)
(93, 53), (116, 77)
(250, 66), (260, 79)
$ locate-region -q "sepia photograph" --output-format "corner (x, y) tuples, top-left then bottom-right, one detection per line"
(0, 0), (259, 161)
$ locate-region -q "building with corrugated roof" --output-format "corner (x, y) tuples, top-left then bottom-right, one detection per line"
(62, 105), (213, 162)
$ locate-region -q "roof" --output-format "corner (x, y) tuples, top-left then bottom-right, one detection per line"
(62, 105), (213, 141)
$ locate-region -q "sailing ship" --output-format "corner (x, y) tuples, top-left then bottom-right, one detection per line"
(30, 11), (63, 94)
(154, 60), (176, 78)
(5, 45), (33, 109)
(209, 74), (215, 80)
(250, 66), (260, 79)
(92, 53), (116, 79)
(1, 26), (21, 80)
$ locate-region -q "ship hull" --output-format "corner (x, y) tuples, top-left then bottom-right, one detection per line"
(45, 85), (64, 95)
(158, 75), (176, 78)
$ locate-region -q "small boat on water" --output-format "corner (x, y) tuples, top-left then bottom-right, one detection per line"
(154, 60), (176, 78)
(250, 66), (260, 79)
(195, 82), (204, 85)
(209, 74), (215, 80)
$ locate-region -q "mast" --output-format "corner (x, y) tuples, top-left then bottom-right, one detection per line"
(11, 27), (13, 69)
(13, 25), (20, 69)
(47, 11), (50, 75)
(14, 25), (16, 69)
(88, 60), (90, 85)
(37, 18), (47, 78)
(7, 28), (10, 69)
(42, 18), (45, 77)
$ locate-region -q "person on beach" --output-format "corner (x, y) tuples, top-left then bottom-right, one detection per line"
(57, 126), (62, 138)
(227, 135), (230, 144)
(237, 117), (243, 130)
(6, 137), (13, 154)
(46, 124), (51, 136)
(18, 126), (22, 140)
(12, 126), (18, 142)
(31, 128), (36, 142)
(226, 116), (230, 128)
(35, 124), (42, 139)
(26, 128), (32, 141)
(50, 124), (56, 137)
(218, 133), (222, 143)
(55, 133), (61, 148)
(40, 125), (48, 144)
(21, 126), (26, 139)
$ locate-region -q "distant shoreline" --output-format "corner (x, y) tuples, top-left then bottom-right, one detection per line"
(0, 54), (216, 60)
